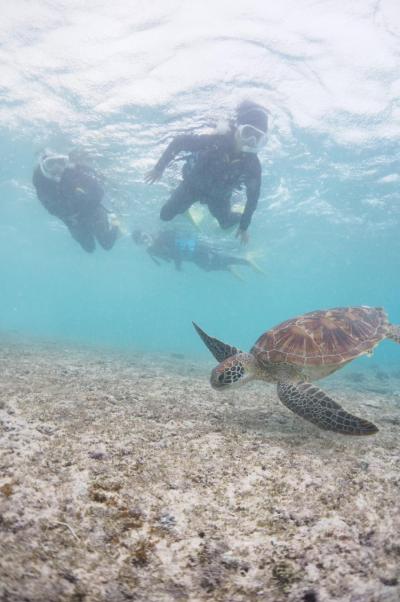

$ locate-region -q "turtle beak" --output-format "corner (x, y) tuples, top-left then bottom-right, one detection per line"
(210, 367), (229, 389)
(210, 358), (246, 389)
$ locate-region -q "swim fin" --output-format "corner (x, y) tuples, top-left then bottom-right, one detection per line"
(228, 266), (246, 281)
(185, 206), (204, 230)
(245, 251), (266, 275)
(109, 213), (128, 237)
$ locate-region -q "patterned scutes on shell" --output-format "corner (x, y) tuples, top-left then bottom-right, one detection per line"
(251, 306), (388, 367)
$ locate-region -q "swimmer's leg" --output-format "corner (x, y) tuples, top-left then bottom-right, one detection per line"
(66, 217), (96, 253)
(160, 183), (195, 221)
(93, 206), (120, 250)
(208, 198), (241, 230)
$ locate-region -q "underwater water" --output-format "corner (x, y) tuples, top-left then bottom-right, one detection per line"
(3, 5), (400, 601)
(0, 0), (399, 366)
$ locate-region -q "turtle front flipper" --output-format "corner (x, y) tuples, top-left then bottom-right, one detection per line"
(277, 382), (378, 436)
(192, 322), (241, 362)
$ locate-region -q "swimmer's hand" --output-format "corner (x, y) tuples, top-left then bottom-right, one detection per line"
(145, 166), (163, 184)
(236, 227), (249, 245)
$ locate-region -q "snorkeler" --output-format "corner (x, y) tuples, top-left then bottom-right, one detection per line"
(145, 101), (268, 244)
(32, 152), (120, 253)
(132, 228), (260, 275)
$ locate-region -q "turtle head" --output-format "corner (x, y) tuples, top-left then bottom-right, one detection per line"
(211, 352), (257, 390)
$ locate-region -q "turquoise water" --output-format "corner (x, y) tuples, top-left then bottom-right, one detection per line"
(0, 1), (399, 365)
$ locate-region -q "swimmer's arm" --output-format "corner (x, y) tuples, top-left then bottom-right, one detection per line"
(145, 134), (222, 183)
(240, 159), (262, 232)
(146, 248), (162, 266)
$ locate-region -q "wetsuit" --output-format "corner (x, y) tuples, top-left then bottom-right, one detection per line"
(155, 129), (261, 232)
(33, 164), (119, 252)
(193, 244), (250, 272)
(146, 230), (182, 269)
(146, 230), (250, 272)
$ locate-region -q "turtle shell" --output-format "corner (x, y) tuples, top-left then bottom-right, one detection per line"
(252, 306), (388, 367)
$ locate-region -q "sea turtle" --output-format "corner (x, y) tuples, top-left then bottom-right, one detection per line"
(193, 306), (400, 435)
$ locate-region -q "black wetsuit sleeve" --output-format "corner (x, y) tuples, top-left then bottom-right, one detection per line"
(32, 167), (61, 216)
(240, 157), (262, 231)
(154, 134), (224, 173)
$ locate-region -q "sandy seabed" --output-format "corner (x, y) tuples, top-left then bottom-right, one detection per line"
(1, 338), (400, 602)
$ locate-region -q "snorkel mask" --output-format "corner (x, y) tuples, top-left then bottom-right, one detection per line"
(235, 103), (269, 153)
(39, 154), (70, 182)
(235, 124), (268, 153)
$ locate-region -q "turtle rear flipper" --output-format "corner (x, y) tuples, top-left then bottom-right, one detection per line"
(192, 322), (241, 362)
(387, 323), (400, 344)
(277, 382), (378, 436)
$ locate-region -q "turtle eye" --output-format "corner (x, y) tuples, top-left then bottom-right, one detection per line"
(218, 373), (225, 384)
